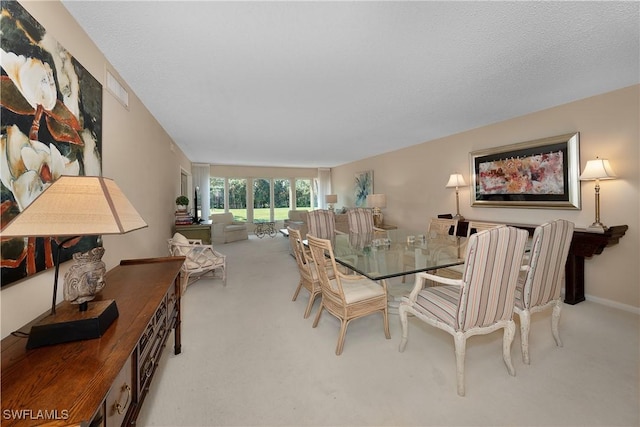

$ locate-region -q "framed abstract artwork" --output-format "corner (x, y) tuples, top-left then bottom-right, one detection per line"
(470, 133), (580, 209)
(1, 1), (103, 287)
(354, 170), (373, 207)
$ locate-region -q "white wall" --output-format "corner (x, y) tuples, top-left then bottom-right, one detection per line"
(332, 85), (639, 309)
(1, 1), (192, 338)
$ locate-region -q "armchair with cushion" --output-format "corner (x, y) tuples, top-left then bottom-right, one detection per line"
(210, 212), (248, 244)
(284, 210), (308, 239)
(168, 232), (227, 293)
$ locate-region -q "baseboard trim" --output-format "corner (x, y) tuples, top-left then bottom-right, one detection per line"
(584, 294), (640, 315)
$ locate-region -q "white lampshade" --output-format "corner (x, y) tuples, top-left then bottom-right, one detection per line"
(325, 194), (338, 204)
(580, 158), (617, 181)
(1, 175), (148, 237)
(445, 173), (467, 188)
(366, 194), (386, 209)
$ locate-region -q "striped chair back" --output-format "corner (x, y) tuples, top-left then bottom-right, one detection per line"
(347, 208), (375, 234)
(518, 219), (574, 309)
(457, 226), (528, 330)
(307, 209), (336, 240)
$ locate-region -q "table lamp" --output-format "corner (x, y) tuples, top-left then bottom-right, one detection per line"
(1, 175), (148, 348)
(325, 194), (338, 212)
(445, 173), (467, 221)
(579, 157), (616, 231)
(366, 193), (386, 227)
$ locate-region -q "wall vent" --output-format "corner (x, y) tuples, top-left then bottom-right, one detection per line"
(106, 70), (129, 109)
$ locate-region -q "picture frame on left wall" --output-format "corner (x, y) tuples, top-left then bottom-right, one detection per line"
(0, 1), (103, 287)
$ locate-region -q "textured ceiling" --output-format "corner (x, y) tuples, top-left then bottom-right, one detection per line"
(61, 1), (639, 168)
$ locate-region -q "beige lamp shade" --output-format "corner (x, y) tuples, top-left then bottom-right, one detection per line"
(366, 194), (387, 208)
(1, 175), (148, 237)
(579, 158), (617, 181)
(325, 194), (338, 204)
(445, 173), (467, 188)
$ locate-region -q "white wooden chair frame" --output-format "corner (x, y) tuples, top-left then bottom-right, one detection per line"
(168, 238), (227, 292)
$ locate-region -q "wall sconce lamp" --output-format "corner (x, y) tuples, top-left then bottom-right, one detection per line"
(0, 175), (148, 348)
(366, 193), (387, 228)
(445, 173), (467, 221)
(325, 194), (338, 212)
(580, 157), (617, 231)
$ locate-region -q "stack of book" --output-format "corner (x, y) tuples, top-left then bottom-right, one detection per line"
(175, 209), (194, 225)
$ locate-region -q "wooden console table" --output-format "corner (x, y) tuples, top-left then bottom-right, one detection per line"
(457, 221), (628, 305)
(1, 256), (184, 427)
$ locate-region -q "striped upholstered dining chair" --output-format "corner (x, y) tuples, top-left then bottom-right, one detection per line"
(347, 207), (387, 238)
(306, 209), (337, 240)
(514, 219), (574, 364)
(398, 226), (529, 396)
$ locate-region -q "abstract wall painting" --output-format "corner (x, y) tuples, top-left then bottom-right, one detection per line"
(470, 133), (580, 209)
(1, 1), (103, 287)
(354, 170), (373, 207)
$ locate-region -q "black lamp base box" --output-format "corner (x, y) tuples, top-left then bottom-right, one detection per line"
(26, 300), (119, 349)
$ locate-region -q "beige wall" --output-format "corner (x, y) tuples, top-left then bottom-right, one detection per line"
(332, 85), (639, 310)
(1, 1), (191, 338)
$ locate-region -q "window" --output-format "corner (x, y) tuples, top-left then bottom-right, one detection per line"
(295, 179), (312, 210)
(210, 177), (225, 213)
(253, 178), (271, 221)
(208, 175), (313, 222)
(228, 178), (247, 221)
(273, 178), (290, 221)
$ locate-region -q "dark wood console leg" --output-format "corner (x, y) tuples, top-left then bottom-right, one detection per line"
(174, 315), (182, 355)
(565, 254), (586, 305)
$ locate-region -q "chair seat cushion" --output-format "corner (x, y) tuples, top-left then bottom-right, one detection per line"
(172, 232), (190, 244)
(342, 277), (385, 304)
(413, 285), (461, 328)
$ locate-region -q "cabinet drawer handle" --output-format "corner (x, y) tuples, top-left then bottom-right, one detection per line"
(145, 358), (156, 378)
(115, 383), (131, 415)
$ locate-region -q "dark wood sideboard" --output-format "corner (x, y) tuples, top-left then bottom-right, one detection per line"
(1, 256), (184, 427)
(457, 221), (628, 305)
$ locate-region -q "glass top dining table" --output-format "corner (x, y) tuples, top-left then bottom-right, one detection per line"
(327, 230), (466, 282)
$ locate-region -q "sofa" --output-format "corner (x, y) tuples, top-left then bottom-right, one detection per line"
(284, 210), (308, 239)
(210, 213), (248, 244)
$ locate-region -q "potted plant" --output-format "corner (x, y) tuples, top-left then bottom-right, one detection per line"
(175, 195), (189, 211)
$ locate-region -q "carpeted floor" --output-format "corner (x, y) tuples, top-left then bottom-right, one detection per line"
(137, 234), (639, 426)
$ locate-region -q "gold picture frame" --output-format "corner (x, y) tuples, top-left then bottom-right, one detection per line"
(470, 133), (581, 209)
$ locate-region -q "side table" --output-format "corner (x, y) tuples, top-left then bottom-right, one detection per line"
(174, 221), (212, 244)
(254, 221), (277, 238)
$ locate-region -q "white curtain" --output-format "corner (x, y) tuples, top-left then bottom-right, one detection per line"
(192, 163), (210, 220)
(317, 168), (332, 209)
